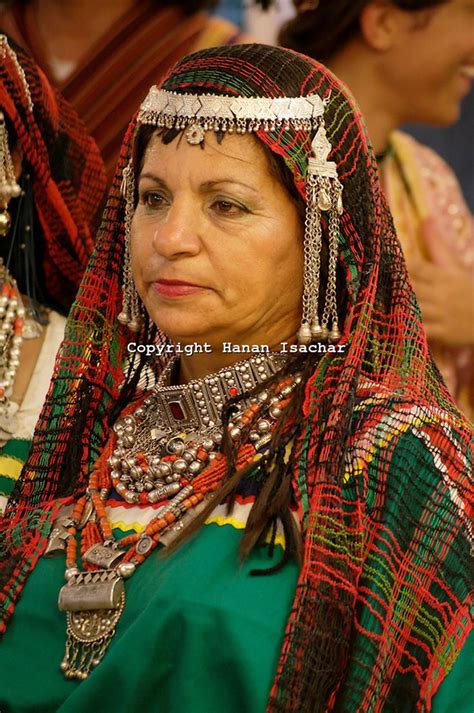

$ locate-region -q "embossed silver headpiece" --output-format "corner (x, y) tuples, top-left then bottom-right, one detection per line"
(137, 88), (326, 140)
(120, 88), (343, 345)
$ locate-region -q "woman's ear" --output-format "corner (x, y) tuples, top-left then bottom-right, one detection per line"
(359, 0), (408, 52)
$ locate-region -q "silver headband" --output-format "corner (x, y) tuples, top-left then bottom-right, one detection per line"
(137, 87), (326, 136)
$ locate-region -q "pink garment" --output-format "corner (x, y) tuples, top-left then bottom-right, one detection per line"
(383, 131), (473, 418)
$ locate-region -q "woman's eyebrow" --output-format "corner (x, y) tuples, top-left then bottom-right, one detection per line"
(200, 179), (259, 194)
(138, 174), (260, 194)
(138, 172), (166, 185)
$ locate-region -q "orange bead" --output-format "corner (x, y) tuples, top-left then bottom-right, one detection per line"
(145, 521), (159, 535)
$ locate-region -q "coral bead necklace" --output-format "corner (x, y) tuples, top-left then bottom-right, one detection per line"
(50, 353), (300, 680)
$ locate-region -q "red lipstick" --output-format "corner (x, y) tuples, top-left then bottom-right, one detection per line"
(153, 279), (206, 298)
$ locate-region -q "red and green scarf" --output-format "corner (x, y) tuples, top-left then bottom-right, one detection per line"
(0, 34), (107, 310)
(0, 44), (471, 712)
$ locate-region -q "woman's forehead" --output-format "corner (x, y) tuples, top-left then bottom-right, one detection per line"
(139, 129), (271, 181)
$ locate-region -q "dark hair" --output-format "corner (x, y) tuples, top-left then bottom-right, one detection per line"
(9, 0), (219, 13)
(277, 0), (448, 64)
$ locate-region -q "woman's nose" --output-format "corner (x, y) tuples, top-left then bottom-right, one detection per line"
(151, 200), (201, 259)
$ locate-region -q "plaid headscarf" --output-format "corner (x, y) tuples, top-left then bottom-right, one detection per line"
(0, 44), (471, 712)
(0, 34), (106, 311)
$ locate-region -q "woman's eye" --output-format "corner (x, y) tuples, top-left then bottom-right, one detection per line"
(140, 192), (166, 208)
(212, 200), (247, 216)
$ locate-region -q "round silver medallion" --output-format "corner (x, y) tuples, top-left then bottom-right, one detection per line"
(135, 535), (153, 555)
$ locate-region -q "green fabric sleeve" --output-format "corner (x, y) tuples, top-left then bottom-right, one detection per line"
(431, 633), (474, 713)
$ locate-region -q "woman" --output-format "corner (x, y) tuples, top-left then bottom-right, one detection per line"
(0, 44), (471, 712)
(0, 0), (250, 182)
(277, 0), (474, 418)
(0, 34), (106, 513)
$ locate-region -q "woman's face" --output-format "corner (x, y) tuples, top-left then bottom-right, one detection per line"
(131, 130), (304, 350)
(382, 0), (474, 125)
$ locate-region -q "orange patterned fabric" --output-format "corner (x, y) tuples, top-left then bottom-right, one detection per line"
(382, 131), (474, 418)
(0, 2), (249, 183)
(0, 35), (106, 310)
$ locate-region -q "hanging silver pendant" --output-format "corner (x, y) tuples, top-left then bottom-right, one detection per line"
(59, 569), (124, 611)
(318, 189), (332, 211)
(44, 515), (74, 557)
(83, 543), (125, 569)
(59, 569), (125, 680)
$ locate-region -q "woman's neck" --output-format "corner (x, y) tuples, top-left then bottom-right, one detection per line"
(177, 334), (295, 383)
(178, 349), (273, 384)
(32, 0), (137, 65)
(329, 45), (402, 156)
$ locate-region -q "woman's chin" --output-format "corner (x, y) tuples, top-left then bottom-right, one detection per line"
(152, 319), (217, 346)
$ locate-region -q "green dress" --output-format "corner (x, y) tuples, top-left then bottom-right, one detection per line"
(0, 513), (299, 713)
(0, 451), (471, 711)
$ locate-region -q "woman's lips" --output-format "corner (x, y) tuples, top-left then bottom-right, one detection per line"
(458, 65), (474, 93)
(153, 279), (207, 298)
(459, 65), (474, 80)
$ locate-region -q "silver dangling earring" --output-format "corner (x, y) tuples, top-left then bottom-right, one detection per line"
(298, 173), (323, 344)
(0, 35), (34, 237)
(0, 112), (21, 238)
(118, 161), (142, 332)
(297, 121), (343, 345)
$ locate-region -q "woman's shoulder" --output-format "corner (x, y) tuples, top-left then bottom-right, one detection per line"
(352, 379), (465, 422)
(390, 130), (462, 181)
(348, 380), (471, 483)
(390, 131), (472, 240)
(344, 383), (472, 555)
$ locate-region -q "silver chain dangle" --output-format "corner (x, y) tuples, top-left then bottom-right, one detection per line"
(298, 122), (343, 345)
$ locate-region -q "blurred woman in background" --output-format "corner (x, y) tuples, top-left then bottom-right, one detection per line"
(0, 34), (106, 512)
(0, 0), (250, 182)
(278, 0), (474, 418)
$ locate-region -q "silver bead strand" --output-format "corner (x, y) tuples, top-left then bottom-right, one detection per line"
(297, 177), (319, 345)
(118, 161), (142, 332)
(320, 183), (342, 342)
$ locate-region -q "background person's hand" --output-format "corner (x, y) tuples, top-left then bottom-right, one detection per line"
(406, 257), (474, 347)
(406, 214), (474, 348)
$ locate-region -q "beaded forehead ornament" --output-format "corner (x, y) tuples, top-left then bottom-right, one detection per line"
(120, 87), (343, 344)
